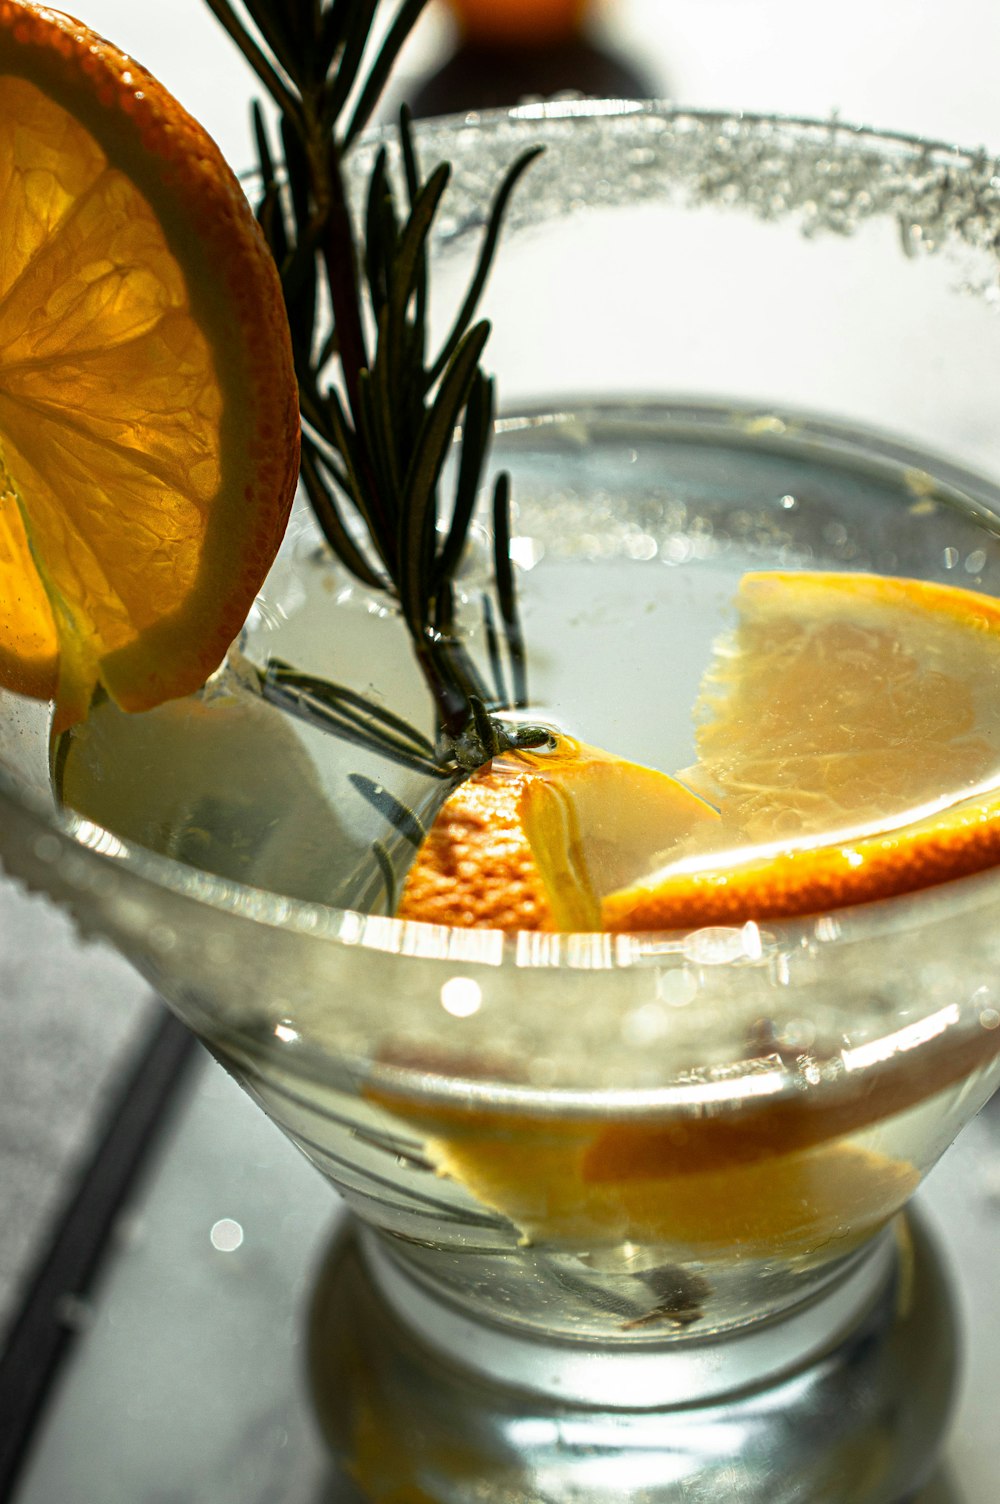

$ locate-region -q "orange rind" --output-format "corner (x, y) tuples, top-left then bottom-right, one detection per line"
(605, 571), (1000, 928)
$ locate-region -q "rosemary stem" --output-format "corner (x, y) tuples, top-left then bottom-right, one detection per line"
(413, 637), (471, 739)
(316, 128), (401, 569)
(229, 0), (539, 771)
(314, 133), (367, 418)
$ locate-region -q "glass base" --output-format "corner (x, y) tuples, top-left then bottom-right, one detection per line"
(308, 1212), (959, 1503)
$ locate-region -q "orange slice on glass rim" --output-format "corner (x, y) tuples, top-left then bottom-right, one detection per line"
(0, 1), (299, 731)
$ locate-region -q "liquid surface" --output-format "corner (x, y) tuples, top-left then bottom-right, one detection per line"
(58, 402), (1000, 920)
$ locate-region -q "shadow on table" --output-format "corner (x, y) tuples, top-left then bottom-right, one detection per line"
(309, 1464), (971, 1504)
(313, 1478), (361, 1504)
(915, 1466), (968, 1503)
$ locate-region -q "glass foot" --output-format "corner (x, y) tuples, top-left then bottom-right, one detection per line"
(308, 1212), (958, 1503)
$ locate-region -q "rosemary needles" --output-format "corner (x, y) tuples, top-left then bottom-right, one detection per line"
(205, 0), (541, 757)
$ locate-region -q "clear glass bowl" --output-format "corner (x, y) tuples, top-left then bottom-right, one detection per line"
(3, 105), (1000, 1461)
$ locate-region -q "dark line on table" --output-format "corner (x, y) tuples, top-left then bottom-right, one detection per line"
(0, 1006), (198, 1498)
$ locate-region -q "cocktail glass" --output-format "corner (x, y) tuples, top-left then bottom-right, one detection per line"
(4, 104), (1000, 1501)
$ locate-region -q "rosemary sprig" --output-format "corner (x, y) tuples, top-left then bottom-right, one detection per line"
(259, 659), (447, 777)
(349, 773), (429, 846)
(205, 0), (542, 762)
(258, 660), (554, 776)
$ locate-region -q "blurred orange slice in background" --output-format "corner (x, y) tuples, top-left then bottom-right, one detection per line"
(0, 1), (299, 731)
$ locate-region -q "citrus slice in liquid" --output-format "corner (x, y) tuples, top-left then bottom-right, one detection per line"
(397, 736), (718, 929)
(415, 1115), (918, 1262)
(0, 2), (299, 730)
(604, 571), (1000, 929)
(387, 571), (1000, 1261)
(402, 574), (1000, 933)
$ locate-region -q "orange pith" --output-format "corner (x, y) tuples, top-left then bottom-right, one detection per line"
(401, 571), (1000, 933)
(0, 2), (299, 730)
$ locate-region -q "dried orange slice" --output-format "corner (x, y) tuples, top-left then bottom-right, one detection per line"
(604, 572), (1000, 929)
(0, 2), (299, 730)
(397, 737), (718, 929)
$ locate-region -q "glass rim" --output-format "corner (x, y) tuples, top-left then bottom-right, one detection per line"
(5, 103), (1000, 974)
(407, 95), (996, 164)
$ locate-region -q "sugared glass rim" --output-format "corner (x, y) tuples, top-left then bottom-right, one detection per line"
(416, 94), (992, 160)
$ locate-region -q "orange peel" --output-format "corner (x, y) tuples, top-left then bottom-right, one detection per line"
(605, 571), (1000, 928)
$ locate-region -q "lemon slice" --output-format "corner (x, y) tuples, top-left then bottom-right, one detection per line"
(516, 738), (718, 928)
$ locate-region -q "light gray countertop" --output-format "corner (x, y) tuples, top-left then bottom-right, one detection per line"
(0, 884), (154, 1349)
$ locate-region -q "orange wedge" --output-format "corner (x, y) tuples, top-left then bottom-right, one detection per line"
(0, 2), (299, 730)
(397, 736), (718, 929)
(387, 571), (1000, 1263)
(367, 1064), (925, 1262)
(604, 571), (1000, 929)
(415, 1116), (917, 1261)
(401, 573), (1000, 934)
